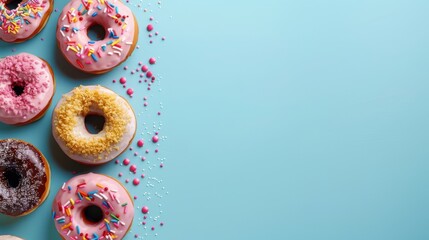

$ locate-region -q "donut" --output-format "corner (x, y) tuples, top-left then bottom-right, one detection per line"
(56, 0), (138, 74)
(0, 139), (51, 217)
(52, 173), (134, 240)
(52, 85), (136, 165)
(0, 236), (23, 240)
(0, 53), (55, 125)
(0, 0), (53, 43)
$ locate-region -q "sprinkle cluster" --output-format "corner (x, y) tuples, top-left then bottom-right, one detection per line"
(58, 0), (134, 69)
(53, 180), (130, 240)
(0, 0), (48, 35)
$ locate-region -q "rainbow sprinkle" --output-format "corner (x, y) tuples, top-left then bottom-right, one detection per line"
(58, 0), (134, 69)
(53, 179), (130, 240)
(0, 0), (49, 35)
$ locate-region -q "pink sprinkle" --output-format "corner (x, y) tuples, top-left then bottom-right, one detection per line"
(134, 196), (138, 200)
(145, 150), (149, 153)
(127, 88), (134, 96)
(134, 234), (138, 238)
(123, 158), (130, 165)
(137, 139), (144, 147)
(162, 37), (166, 41)
(152, 135), (159, 143)
(150, 16), (154, 21)
(134, 152), (138, 156)
(141, 157), (146, 161)
(141, 65), (149, 72)
(160, 222), (164, 226)
(151, 227), (155, 231)
(141, 174), (145, 178)
(160, 163), (164, 168)
(142, 221), (146, 225)
(118, 172), (123, 177)
(130, 164), (137, 173)
(125, 179), (129, 183)
(144, 102), (148, 107)
(120, 77), (126, 84)
(147, 24), (154, 32)
(158, 112), (161, 115)
(142, 206), (149, 214)
(133, 178), (140, 186)
(112, 79), (116, 83)
(124, 66), (128, 70)
(146, 71), (153, 78)
(149, 58), (156, 65)
(115, 159), (119, 164)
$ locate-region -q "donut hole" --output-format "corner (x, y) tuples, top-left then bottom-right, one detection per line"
(87, 24), (106, 41)
(12, 83), (25, 96)
(85, 114), (106, 134)
(5, 0), (23, 10)
(2, 167), (21, 188)
(82, 205), (104, 224)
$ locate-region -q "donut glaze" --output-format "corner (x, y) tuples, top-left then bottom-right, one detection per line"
(52, 85), (136, 164)
(52, 173), (134, 240)
(0, 53), (55, 125)
(56, 0), (138, 73)
(0, 0), (53, 43)
(0, 139), (51, 217)
(0, 236), (24, 240)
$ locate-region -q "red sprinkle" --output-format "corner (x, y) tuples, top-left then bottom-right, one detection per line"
(126, 88), (134, 96)
(137, 139), (144, 147)
(130, 165), (137, 173)
(149, 57), (156, 65)
(133, 178), (140, 186)
(123, 158), (130, 165)
(146, 24), (154, 32)
(142, 206), (149, 214)
(141, 65), (149, 72)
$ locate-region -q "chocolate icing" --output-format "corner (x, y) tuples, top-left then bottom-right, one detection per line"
(0, 139), (48, 216)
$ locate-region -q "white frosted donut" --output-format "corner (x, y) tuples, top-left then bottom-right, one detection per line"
(0, 236), (24, 240)
(52, 85), (136, 164)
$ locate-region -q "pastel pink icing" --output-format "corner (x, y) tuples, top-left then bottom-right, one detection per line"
(0, 53), (54, 125)
(56, 0), (137, 73)
(53, 173), (134, 240)
(0, 0), (52, 42)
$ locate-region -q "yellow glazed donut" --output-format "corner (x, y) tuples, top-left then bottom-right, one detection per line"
(52, 85), (136, 165)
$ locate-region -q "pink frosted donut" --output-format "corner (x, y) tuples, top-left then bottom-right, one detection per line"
(56, 0), (138, 74)
(52, 173), (134, 240)
(0, 0), (53, 43)
(0, 53), (55, 125)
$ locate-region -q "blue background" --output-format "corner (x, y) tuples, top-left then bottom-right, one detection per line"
(2, 0), (429, 239)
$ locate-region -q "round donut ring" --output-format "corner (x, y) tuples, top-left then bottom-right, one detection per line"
(52, 173), (134, 240)
(52, 85), (136, 165)
(0, 0), (54, 43)
(56, 0), (139, 73)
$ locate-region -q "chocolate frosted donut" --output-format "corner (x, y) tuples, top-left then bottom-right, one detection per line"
(0, 139), (51, 217)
